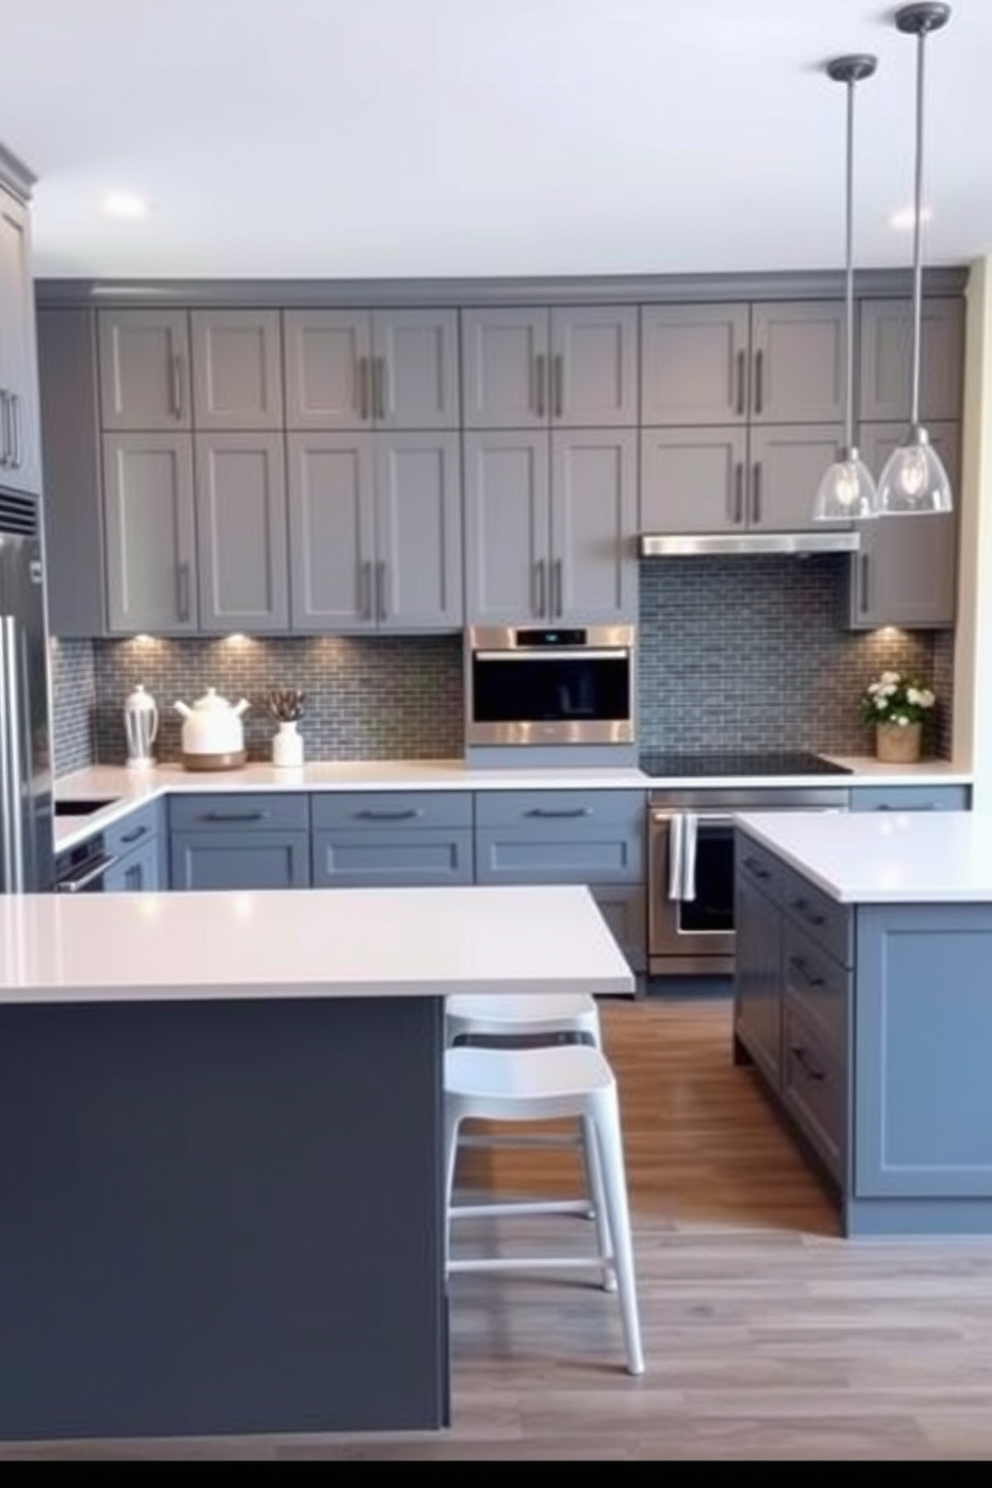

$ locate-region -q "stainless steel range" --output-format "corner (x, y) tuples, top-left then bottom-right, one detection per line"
(641, 751), (852, 978)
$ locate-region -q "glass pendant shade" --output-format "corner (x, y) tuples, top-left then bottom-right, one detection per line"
(877, 425), (952, 513)
(814, 449), (879, 521)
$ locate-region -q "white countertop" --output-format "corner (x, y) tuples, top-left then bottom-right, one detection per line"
(0, 883), (634, 1005)
(737, 809), (992, 904)
(52, 755), (974, 849)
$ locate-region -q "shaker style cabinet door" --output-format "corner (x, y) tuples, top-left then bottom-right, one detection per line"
(640, 427), (748, 533)
(194, 432), (290, 632)
(102, 431), (198, 633)
(373, 431), (462, 631)
(549, 306), (638, 427)
(847, 422), (959, 629)
(640, 304), (749, 426)
(283, 310), (373, 430)
(749, 302), (846, 424)
(859, 298), (964, 424)
(748, 424), (845, 532)
(0, 183), (42, 496)
(463, 430), (551, 624)
(371, 308), (460, 430)
(286, 432), (377, 630)
(97, 309), (192, 429)
(550, 428), (637, 624)
(190, 309), (284, 430)
(461, 308), (550, 429)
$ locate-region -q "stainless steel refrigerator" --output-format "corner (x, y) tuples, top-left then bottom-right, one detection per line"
(0, 489), (53, 892)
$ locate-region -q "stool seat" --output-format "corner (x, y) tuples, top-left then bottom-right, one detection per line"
(445, 992), (601, 1047)
(445, 1043), (613, 1112)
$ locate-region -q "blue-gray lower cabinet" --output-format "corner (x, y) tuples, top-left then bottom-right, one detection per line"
(589, 885), (647, 976)
(474, 790), (644, 885)
(168, 793), (311, 891)
(310, 790), (473, 887)
(734, 825), (992, 1236)
(849, 784), (971, 813)
(103, 836), (161, 893)
(102, 801), (166, 892)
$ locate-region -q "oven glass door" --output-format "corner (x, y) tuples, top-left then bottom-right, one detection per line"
(649, 810), (736, 963)
(470, 649), (633, 744)
(676, 817), (734, 934)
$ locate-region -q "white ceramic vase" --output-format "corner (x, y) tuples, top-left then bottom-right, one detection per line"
(272, 720), (304, 768)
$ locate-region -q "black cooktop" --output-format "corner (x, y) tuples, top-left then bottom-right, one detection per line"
(638, 750), (853, 779)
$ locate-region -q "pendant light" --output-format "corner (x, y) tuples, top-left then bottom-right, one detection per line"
(876, 2), (953, 515)
(815, 53), (879, 522)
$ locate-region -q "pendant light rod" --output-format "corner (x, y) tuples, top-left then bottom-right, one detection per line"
(895, 2), (951, 429)
(826, 54), (877, 454)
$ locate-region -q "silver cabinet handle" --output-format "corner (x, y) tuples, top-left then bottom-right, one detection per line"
(377, 559), (388, 621)
(374, 356), (387, 421)
(667, 814), (684, 901)
(533, 559), (547, 618)
(860, 553), (870, 614)
(171, 353), (184, 421)
(753, 349), (764, 415)
(552, 557), (563, 619)
(535, 353), (547, 420)
(751, 462), (762, 525)
(11, 392), (21, 468)
(0, 390), (9, 467)
(177, 560), (192, 622)
(736, 349), (746, 416)
(360, 559), (374, 619)
(553, 353), (564, 419)
(733, 462), (744, 525)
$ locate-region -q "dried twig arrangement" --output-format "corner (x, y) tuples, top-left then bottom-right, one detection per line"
(265, 687), (307, 723)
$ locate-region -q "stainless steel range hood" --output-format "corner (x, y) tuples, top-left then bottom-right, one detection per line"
(639, 529), (861, 558)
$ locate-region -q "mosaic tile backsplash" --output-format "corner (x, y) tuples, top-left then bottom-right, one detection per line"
(50, 559), (954, 775)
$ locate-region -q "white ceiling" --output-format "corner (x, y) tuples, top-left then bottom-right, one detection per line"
(2, 0), (990, 281)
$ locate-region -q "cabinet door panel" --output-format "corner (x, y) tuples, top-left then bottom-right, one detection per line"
(859, 297), (964, 423)
(551, 306), (638, 427)
(748, 424), (845, 532)
(461, 308), (549, 429)
(550, 429), (637, 623)
(640, 304), (749, 426)
(589, 884), (646, 976)
(733, 873), (783, 1086)
(312, 829), (473, 887)
(374, 432), (462, 631)
(847, 422), (958, 629)
(98, 309), (191, 429)
(191, 310), (284, 429)
(372, 309), (459, 429)
(0, 186), (41, 495)
(283, 310), (372, 429)
(102, 432), (197, 633)
(287, 433), (375, 630)
(169, 830), (311, 890)
(102, 838), (160, 893)
(463, 430), (551, 624)
(640, 427), (747, 534)
(195, 432), (289, 632)
(751, 301), (845, 423)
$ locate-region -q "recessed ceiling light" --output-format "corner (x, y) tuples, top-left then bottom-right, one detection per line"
(890, 205), (933, 230)
(102, 191), (150, 220)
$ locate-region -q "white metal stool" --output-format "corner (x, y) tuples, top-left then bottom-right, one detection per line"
(444, 1041), (645, 1377)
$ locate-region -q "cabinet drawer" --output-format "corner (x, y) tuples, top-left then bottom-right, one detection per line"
(850, 785), (970, 813)
(780, 865), (852, 968)
(475, 790), (644, 829)
(310, 791), (471, 832)
(782, 919), (849, 1057)
(475, 823), (643, 885)
(736, 834), (782, 903)
(104, 801), (161, 857)
(103, 837), (161, 894)
(312, 829), (474, 887)
(781, 1001), (845, 1185)
(170, 830), (311, 890)
(168, 793), (310, 832)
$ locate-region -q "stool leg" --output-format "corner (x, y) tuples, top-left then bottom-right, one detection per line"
(590, 1087), (645, 1376)
(581, 1114), (616, 1292)
(443, 1100), (463, 1276)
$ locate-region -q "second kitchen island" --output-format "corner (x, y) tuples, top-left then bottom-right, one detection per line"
(733, 809), (992, 1238)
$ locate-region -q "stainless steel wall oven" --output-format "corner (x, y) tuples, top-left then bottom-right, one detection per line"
(466, 624), (635, 747)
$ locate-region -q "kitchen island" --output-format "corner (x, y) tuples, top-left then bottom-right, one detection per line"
(733, 809), (992, 1238)
(0, 884), (632, 1444)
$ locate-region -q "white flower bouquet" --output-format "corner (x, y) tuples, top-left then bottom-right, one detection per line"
(858, 670), (936, 730)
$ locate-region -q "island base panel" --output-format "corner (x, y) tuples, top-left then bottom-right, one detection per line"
(0, 995), (447, 1441)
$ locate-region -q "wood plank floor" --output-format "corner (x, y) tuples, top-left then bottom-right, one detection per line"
(5, 996), (992, 1461)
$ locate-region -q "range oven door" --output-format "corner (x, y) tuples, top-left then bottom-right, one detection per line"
(466, 624), (635, 747)
(648, 810), (736, 975)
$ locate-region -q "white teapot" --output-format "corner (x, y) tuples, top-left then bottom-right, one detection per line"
(174, 687), (250, 769)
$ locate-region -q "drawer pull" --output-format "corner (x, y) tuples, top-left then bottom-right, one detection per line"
(355, 808), (423, 821)
(792, 1045), (826, 1083)
(525, 807), (593, 819)
(791, 896), (826, 927)
(788, 954), (825, 989)
(875, 803), (936, 812)
(743, 854), (770, 880)
(120, 825), (149, 845)
(202, 810), (270, 823)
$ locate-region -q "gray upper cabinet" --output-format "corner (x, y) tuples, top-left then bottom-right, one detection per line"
(287, 431), (461, 632)
(283, 308), (459, 430)
(641, 300), (845, 426)
(859, 297), (964, 424)
(0, 180), (42, 496)
(464, 427), (637, 624)
(845, 421), (959, 630)
(98, 309), (192, 430)
(748, 424), (845, 532)
(194, 432), (289, 632)
(102, 431), (198, 633)
(190, 310), (284, 430)
(461, 306), (637, 429)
